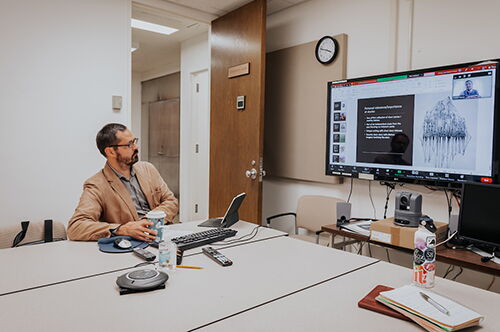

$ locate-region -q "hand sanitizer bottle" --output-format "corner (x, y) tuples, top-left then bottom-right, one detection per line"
(413, 216), (437, 288)
(158, 226), (177, 271)
(158, 226), (168, 269)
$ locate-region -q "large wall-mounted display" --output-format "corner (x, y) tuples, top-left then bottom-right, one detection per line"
(326, 60), (500, 186)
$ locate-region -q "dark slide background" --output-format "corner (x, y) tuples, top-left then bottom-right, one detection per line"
(356, 95), (414, 165)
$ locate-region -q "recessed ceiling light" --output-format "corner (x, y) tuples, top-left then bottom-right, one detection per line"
(131, 18), (178, 35)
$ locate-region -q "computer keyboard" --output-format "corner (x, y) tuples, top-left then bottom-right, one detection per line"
(151, 228), (238, 251)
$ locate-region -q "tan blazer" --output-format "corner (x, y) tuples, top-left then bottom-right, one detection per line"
(68, 161), (178, 241)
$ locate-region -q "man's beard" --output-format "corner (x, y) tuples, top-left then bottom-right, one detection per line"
(117, 150), (139, 167)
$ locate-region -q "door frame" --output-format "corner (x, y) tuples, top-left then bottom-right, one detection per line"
(180, 69), (210, 222)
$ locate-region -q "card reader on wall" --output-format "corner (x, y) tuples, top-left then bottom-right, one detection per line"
(236, 95), (245, 110)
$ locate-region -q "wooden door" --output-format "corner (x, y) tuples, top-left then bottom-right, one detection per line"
(149, 99), (180, 197)
(209, 0), (266, 224)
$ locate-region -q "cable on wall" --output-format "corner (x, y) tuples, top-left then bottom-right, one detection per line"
(368, 181), (376, 219)
(381, 182), (396, 219)
(347, 177), (354, 203)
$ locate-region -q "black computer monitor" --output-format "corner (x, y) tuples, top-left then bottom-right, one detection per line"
(458, 182), (500, 249)
(325, 59), (500, 187)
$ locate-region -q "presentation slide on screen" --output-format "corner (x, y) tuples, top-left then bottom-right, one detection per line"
(356, 95), (414, 165)
(328, 66), (496, 177)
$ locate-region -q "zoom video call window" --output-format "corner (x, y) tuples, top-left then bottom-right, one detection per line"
(326, 62), (498, 184)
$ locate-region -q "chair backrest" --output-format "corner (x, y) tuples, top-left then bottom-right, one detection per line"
(296, 195), (345, 232)
(0, 220), (67, 249)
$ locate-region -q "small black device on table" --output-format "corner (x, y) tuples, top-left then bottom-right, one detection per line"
(133, 247), (156, 261)
(133, 247), (184, 265)
(202, 247), (233, 266)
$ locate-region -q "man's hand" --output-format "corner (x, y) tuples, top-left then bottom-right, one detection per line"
(116, 220), (157, 242)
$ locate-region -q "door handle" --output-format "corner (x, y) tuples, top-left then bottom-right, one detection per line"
(245, 168), (266, 181)
(245, 168), (257, 180)
(157, 152), (165, 155)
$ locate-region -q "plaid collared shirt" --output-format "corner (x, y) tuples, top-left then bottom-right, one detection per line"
(110, 166), (151, 219)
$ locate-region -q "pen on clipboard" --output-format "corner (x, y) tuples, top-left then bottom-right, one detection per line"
(420, 292), (450, 316)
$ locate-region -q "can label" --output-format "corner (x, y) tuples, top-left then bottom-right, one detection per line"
(413, 234), (435, 288)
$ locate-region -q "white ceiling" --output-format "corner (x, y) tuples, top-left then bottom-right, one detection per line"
(163, 0), (309, 16)
(132, 3), (209, 77)
(132, 0), (309, 78)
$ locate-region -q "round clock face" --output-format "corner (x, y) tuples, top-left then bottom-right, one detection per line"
(315, 36), (338, 64)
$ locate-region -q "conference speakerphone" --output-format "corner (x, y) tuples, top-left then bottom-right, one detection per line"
(116, 269), (168, 295)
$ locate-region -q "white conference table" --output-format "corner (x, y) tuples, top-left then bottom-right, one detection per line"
(201, 260), (500, 332)
(0, 236), (378, 332)
(0, 220), (285, 296)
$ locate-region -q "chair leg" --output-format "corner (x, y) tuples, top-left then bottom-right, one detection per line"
(316, 233), (320, 244)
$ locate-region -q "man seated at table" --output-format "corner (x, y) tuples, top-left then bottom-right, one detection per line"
(68, 123), (178, 241)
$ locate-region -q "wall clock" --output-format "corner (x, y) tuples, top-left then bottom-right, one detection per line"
(315, 36), (338, 65)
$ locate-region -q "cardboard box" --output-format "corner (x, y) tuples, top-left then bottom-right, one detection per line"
(370, 218), (448, 250)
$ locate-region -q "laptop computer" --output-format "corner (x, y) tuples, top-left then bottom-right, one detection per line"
(198, 193), (247, 228)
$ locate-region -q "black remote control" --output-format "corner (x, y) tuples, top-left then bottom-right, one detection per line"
(202, 247), (232, 266)
(133, 247), (156, 261)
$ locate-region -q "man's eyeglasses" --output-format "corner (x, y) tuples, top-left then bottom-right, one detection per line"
(109, 138), (139, 149)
